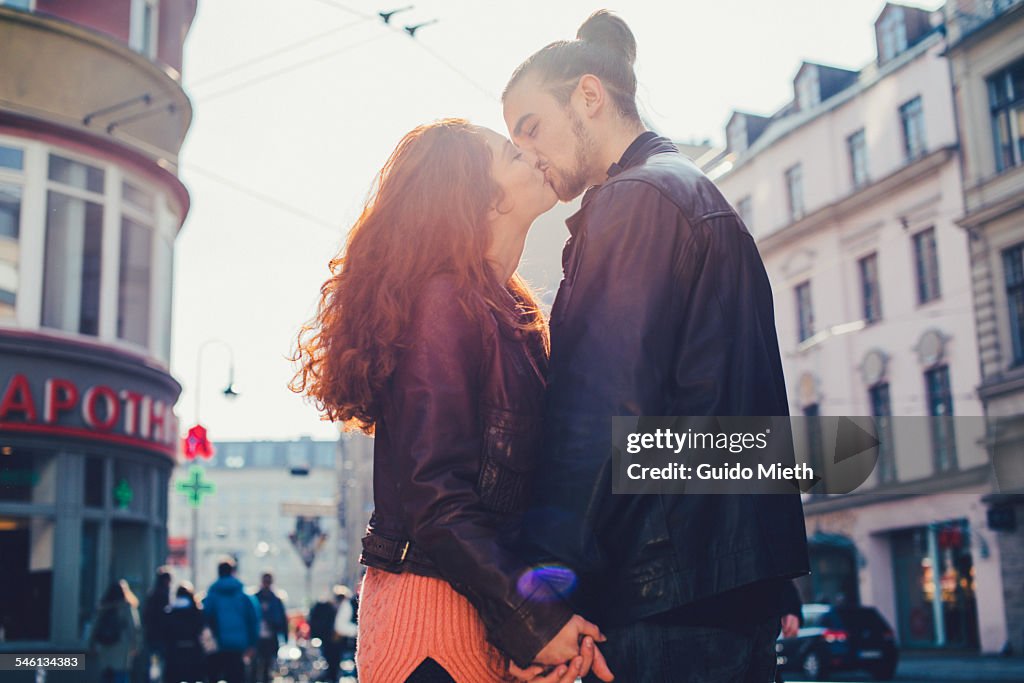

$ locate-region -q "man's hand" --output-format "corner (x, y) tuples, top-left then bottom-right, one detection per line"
(534, 614), (604, 665)
(780, 614), (800, 639)
(509, 635), (614, 682)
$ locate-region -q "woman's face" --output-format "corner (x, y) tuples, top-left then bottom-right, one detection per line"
(478, 127), (557, 221)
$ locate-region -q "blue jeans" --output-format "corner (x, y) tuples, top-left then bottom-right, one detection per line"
(584, 616), (779, 683)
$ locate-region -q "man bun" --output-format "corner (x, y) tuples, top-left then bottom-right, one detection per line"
(576, 10), (637, 67)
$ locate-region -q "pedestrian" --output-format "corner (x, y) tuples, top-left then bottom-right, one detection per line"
(502, 9), (809, 682)
(332, 586), (358, 669)
(306, 590), (337, 681)
(251, 572), (287, 683)
(140, 567), (172, 683)
(291, 119), (613, 683)
(89, 579), (141, 683)
(203, 558), (258, 683)
(162, 582), (207, 683)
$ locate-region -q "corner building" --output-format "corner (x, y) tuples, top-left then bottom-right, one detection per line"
(0, 0), (195, 661)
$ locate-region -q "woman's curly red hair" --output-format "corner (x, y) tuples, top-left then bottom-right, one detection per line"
(290, 119), (547, 433)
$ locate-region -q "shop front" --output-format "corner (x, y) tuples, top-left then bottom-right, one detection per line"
(0, 329), (179, 651)
(891, 519), (980, 650)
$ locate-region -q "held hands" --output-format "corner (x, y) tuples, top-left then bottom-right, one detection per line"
(509, 615), (615, 682)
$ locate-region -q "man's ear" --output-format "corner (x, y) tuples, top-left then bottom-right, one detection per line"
(574, 74), (606, 119)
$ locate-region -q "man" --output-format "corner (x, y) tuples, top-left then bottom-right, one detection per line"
(203, 558), (259, 683)
(502, 10), (809, 682)
(251, 572), (287, 683)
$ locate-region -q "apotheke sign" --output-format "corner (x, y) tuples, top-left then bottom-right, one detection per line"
(0, 372), (179, 458)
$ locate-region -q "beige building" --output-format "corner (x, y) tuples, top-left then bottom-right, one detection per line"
(944, 0), (1024, 655)
(167, 437), (350, 607)
(704, 2), (1010, 654)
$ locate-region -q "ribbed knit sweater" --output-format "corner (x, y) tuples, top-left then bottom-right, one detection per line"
(356, 567), (517, 682)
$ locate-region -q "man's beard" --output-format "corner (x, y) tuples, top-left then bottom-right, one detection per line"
(550, 110), (595, 201)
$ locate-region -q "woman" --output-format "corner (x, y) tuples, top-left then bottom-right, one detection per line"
(88, 579), (141, 683)
(162, 582), (208, 683)
(292, 119), (613, 683)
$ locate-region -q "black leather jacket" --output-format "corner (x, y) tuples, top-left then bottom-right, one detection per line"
(360, 275), (573, 667)
(520, 133), (810, 627)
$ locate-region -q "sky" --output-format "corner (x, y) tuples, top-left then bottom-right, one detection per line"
(171, 0), (945, 442)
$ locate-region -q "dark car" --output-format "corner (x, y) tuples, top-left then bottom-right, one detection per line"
(776, 603), (899, 681)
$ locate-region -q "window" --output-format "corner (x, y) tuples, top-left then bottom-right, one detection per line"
(988, 58), (1024, 173)
(848, 129), (869, 189)
(736, 196), (753, 229)
(925, 365), (957, 472)
(1003, 243), (1024, 366)
(796, 280), (814, 343)
(0, 144), (23, 320)
(859, 252), (882, 323)
(119, 181), (155, 347)
(786, 164), (805, 221)
(796, 67), (821, 111)
(130, 0), (160, 58)
(869, 383), (895, 484)
(900, 97), (926, 162)
(878, 7), (908, 63)
(0, 0), (33, 10)
(42, 155), (105, 336)
(913, 228), (941, 304)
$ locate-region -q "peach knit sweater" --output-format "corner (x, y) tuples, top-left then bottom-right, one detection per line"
(356, 567), (518, 683)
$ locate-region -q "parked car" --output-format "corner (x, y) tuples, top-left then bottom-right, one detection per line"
(776, 603), (899, 681)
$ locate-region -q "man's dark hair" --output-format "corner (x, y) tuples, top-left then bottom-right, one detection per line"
(217, 557), (236, 578)
(504, 10), (640, 121)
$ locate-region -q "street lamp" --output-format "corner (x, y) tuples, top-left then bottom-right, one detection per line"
(184, 338), (240, 587)
(195, 338), (240, 424)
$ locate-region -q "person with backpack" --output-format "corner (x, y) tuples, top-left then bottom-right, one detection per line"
(89, 579), (141, 683)
(203, 558), (259, 683)
(162, 582), (207, 683)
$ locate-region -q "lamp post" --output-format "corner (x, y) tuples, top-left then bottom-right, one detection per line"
(185, 339), (240, 586)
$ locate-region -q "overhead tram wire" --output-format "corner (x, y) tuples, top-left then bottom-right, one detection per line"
(192, 32), (389, 103)
(313, 0), (500, 102)
(182, 164), (341, 236)
(189, 18), (370, 88)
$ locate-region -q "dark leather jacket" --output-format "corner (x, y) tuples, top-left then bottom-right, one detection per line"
(360, 275), (573, 667)
(521, 133), (810, 627)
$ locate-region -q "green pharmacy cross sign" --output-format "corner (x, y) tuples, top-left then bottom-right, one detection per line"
(114, 479), (134, 509)
(176, 466), (215, 508)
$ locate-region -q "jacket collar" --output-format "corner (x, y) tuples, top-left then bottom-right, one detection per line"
(567, 132), (677, 236)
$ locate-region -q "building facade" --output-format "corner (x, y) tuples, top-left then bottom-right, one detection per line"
(0, 0), (195, 661)
(945, 0), (1024, 655)
(705, 2), (1009, 653)
(167, 437), (344, 607)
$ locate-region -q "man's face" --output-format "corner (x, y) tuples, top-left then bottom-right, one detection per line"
(503, 75), (596, 201)
(261, 575), (272, 589)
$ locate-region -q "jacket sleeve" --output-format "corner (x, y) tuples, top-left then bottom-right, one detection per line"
(388, 278), (573, 667)
(523, 181), (695, 576)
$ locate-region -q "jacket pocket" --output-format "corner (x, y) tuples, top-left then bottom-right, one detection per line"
(477, 407), (541, 514)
